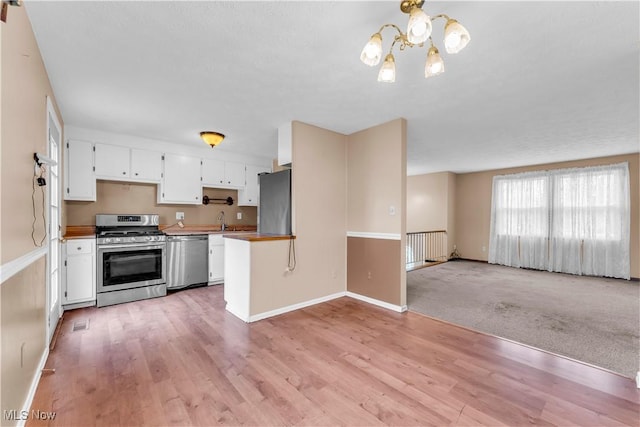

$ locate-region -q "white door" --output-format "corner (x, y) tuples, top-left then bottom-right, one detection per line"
(47, 97), (62, 343)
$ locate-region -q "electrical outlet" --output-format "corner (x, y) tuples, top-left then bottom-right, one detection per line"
(176, 212), (184, 220)
(367, 271), (372, 280)
(237, 212), (242, 220)
(482, 245), (486, 252)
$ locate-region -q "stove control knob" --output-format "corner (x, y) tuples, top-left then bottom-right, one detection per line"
(104, 238), (111, 244)
(114, 238), (121, 243)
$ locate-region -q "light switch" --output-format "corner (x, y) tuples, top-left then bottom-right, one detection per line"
(176, 212), (185, 220)
(237, 212), (242, 220)
(389, 205), (396, 216)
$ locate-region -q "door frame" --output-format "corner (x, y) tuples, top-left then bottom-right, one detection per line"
(45, 96), (62, 344)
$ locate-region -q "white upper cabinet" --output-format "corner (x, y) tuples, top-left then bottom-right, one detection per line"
(131, 149), (162, 181)
(64, 135), (266, 204)
(94, 144), (162, 183)
(158, 153), (202, 204)
(65, 140), (96, 201)
(278, 122), (292, 166)
(238, 165), (271, 206)
(94, 143), (130, 178)
(202, 159), (246, 189)
(201, 158), (225, 186)
(225, 161), (246, 187)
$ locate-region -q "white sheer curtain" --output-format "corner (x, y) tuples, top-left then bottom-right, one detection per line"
(489, 162), (630, 279)
(489, 171), (549, 270)
(549, 163), (630, 279)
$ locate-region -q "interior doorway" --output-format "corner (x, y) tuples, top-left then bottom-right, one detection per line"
(46, 96), (62, 343)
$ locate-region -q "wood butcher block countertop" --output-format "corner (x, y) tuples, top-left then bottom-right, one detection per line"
(161, 224), (257, 236)
(63, 224), (257, 239)
(63, 226), (96, 239)
(223, 233), (296, 242)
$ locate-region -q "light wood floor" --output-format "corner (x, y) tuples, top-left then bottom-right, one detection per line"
(28, 285), (639, 426)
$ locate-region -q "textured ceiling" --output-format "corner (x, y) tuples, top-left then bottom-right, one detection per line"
(25, 1), (639, 175)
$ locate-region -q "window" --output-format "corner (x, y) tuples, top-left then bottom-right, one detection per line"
(492, 173), (549, 238)
(489, 162), (630, 279)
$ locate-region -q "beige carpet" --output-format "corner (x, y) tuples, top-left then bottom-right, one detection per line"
(407, 260), (640, 378)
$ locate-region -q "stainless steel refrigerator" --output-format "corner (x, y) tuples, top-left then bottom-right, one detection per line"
(258, 169), (291, 235)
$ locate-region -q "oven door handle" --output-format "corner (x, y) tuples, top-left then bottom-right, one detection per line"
(98, 243), (166, 250)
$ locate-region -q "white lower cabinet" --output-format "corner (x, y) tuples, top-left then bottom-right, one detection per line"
(208, 234), (224, 284)
(62, 238), (96, 307)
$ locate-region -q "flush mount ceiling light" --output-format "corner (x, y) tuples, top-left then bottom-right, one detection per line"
(360, 0), (471, 82)
(200, 131), (225, 148)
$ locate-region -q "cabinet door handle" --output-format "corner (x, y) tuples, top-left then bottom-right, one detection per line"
(195, 196), (199, 200)
(122, 171), (126, 175)
(77, 247), (82, 251)
(135, 172), (139, 176)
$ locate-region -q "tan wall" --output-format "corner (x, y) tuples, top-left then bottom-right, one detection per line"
(1, 6), (63, 421)
(1, 7), (62, 263)
(455, 153), (640, 278)
(346, 237), (402, 305)
(407, 172), (449, 232)
(247, 122), (347, 315)
(346, 119), (407, 307)
(1, 259), (46, 419)
(347, 119), (406, 234)
(65, 181), (257, 227)
(406, 171), (457, 257)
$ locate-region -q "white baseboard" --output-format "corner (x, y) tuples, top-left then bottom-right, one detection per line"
(62, 300), (96, 311)
(248, 292), (346, 323)
(225, 304), (250, 323)
(636, 371), (640, 388)
(228, 291), (408, 323)
(18, 346), (50, 427)
(346, 291), (407, 313)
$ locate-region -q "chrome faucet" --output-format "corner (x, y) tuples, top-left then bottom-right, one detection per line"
(217, 211), (226, 231)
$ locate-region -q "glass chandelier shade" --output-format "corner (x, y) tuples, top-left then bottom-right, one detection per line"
(444, 19), (471, 54)
(406, 7), (432, 44)
(360, 1), (470, 82)
(360, 33), (383, 66)
(424, 46), (444, 78)
(200, 131), (225, 148)
(377, 54), (396, 83)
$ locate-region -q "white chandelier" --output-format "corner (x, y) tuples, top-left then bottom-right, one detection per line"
(360, 0), (471, 82)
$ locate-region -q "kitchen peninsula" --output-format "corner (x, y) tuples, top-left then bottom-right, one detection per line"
(223, 233), (298, 322)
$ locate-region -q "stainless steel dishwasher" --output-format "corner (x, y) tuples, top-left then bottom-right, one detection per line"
(166, 235), (209, 289)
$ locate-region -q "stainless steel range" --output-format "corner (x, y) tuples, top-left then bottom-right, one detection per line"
(96, 214), (166, 307)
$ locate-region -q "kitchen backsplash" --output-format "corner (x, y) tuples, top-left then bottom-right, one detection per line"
(65, 181), (257, 226)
